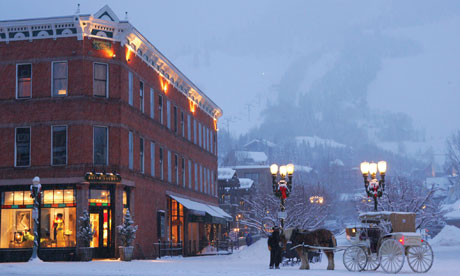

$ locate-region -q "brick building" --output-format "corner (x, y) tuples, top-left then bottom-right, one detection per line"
(0, 6), (228, 261)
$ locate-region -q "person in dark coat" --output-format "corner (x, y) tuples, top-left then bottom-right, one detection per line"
(245, 233), (253, 246)
(267, 227), (282, 269)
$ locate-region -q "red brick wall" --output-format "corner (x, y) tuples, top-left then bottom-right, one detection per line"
(0, 36), (219, 257)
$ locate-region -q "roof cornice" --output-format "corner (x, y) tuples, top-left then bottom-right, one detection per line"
(0, 8), (222, 120)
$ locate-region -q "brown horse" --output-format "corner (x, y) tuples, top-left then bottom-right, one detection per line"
(282, 227), (336, 270)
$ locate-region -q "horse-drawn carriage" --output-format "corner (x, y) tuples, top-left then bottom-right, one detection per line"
(343, 211), (434, 273)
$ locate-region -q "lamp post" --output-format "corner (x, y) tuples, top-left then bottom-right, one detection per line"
(270, 163), (294, 229)
(360, 161), (387, 211)
(29, 176), (42, 261)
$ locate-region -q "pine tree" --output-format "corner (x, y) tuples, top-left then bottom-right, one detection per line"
(77, 210), (94, 247)
(117, 210), (138, 247)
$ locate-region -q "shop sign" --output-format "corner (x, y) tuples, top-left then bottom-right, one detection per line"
(92, 39), (112, 51)
(85, 172), (121, 183)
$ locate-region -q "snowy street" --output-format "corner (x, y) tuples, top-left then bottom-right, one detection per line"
(1, 238), (459, 276)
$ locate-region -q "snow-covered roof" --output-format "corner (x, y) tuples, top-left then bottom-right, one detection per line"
(425, 177), (451, 188)
(218, 168), (236, 180)
(295, 165), (313, 173)
(443, 199), (460, 220)
(339, 192), (363, 201)
(330, 159), (344, 166)
(243, 139), (276, 149)
(239, 178), (254, 190)
(232, 165), (270, 170)
(235, 151), (268, 164)
(295, 136), (346, 149)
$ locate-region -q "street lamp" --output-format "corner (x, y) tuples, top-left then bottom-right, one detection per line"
(270, 163), (294, 229)
(29, 176), (42, 261)
(360, 161), (387, 211)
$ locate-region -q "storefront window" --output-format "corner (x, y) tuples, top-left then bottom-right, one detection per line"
(89, 189), (110, 206)
(40, 188), (76, 248)
(169, 198), (184, 243)
(40, 208), (76, 248)
(1, 191), (35, 248)
(123, 190), (129, 216)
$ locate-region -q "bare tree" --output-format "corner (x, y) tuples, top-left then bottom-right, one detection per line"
(357, 176), (445, 230)
(445, 131), (460, 202)
(239, 185), (331, 234)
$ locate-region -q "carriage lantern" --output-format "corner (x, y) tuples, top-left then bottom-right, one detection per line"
(360, 161), (387, 211)
(270, 163), (294, 229)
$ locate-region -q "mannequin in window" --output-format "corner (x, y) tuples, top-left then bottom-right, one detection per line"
(53, 213), (64, 245)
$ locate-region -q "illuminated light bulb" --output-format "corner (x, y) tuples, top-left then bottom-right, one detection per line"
(360, 162), (369, 175)
(270, 164), (278, 175)
(279, 166), (287, 177)
(378, 160), (387, 175)
(369, 162), (378, 176)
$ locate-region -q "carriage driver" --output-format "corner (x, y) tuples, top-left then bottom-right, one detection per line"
(268, 226), (282, 269)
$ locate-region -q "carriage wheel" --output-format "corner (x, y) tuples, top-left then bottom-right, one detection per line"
(379, 239), (405, 274)
(365, 252), (380, 271)
(343, 246), (367, 272)
(407, 241), (434, 273)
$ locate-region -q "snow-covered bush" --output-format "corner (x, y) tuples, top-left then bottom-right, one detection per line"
(77, 210), (94, 247)
(117, 210), (138, 247)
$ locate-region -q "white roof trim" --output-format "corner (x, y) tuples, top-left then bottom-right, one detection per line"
(0, 6), (222, 120)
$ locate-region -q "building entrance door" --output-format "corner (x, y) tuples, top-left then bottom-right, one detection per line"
(89, 208), (112, 258)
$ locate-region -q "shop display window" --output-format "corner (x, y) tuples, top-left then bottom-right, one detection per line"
(89, 189), (110, 206)
(0, 208), (34, 248)
(2, 191), (33, 206)
(41, 189), (76, 207)
(169, 199), (184, 243)
(40, 207), (76, 248)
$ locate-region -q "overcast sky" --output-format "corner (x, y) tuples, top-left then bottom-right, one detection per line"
(1, 0), (460, 142)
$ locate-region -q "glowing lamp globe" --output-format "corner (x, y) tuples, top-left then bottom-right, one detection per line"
(369, 162), (378, 176)
(378, 161), (387, 175)
(270, 164), (278, 175)
(360, 162), (369, 175)
(286, 164), (294, 175)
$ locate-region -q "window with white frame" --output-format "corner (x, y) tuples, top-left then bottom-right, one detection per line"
(52, 61), (68, 97)
(174, 154), (178, 184)
(128, 71), (133, 105)
(150, 141), (155, 177)
(200, 165), (203, 192)
(187, 114), (191, 140)
(167, 150), (172, 182)
(140, 137), (144, 173)
(181, 157), (185, 187)
(193, 119), (197, 144)
(188, 160), (192, 189)
(17, 64), (32, 99)
(52, 125), (67, 165)
(140, 81), (144, 113)
(15, 127), (30, 167)
(181, 111), (184, 137)
(173, 106), (178, 133)
(93, 63), (108, 97)
(158, 95), (163, 124)
(198, 122), (202, 147)
(194, 163), (198, 191)
(129, 131), (133, 170)
(159, 147), (164, 180)
(150, 88), (154, 119)
(167, 100), (171, 129)
(93, 126), (108, 165)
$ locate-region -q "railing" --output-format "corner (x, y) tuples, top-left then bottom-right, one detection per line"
(153, 240), (183, 259)
(197, 240), (233, 255)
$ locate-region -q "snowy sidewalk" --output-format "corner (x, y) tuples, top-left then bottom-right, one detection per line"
(1, 239), (460, 276)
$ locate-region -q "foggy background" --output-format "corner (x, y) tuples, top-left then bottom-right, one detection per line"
(2, 0), (460, 166)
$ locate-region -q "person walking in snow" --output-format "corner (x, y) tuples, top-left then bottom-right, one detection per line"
(268, 226), (282, 269)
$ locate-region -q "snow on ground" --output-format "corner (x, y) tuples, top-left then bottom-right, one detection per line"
(430, 225), (460, 247)
(1, 237), (460, 276)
